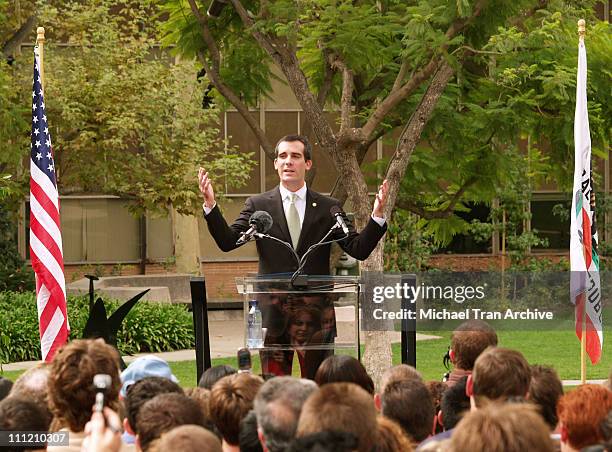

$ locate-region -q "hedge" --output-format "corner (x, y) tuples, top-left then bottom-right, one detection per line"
(0, 291), (195, 364)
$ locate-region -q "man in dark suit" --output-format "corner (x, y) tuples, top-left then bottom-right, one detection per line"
(198, 134), (388, 376)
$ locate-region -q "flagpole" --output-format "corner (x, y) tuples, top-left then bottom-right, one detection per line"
(578, 18), (587, 386)
(36, 27), (45, 89)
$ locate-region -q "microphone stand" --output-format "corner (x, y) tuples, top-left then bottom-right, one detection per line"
(290, 224), (348, 288)
(253, 233), (301, 268)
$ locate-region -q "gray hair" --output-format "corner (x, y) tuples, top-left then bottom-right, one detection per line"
(254, 377), (317, 452)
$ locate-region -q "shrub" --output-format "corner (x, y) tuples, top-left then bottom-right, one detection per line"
(0, 292), (195, 364)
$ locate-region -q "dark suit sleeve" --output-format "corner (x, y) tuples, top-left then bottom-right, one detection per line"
(334, 205), (387, 261)
(203, 198), (254, 252)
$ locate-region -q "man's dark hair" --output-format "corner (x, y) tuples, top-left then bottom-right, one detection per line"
(239, 409), (264, 452)
(125, 376), (183, 434)
(137, 393), (207, 452)
(381, 378), (435, 442)
(315, 355), (374, 395)
(528, 365), (563, 430)
(440, 376), (470, 430)
(199, 364), (237, 390)
(451, 320), (498, 370)
(275, 135), (312, 161)
(288, 431), (358, 452)
(254, 376), (317, 452)
(0, 397), (51, 451)
(472, 347), (531, 406)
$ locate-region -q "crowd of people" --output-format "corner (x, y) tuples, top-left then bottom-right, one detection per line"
(1, 320), (611, 452)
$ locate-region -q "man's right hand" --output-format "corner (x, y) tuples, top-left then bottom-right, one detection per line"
(198, 167), (216, 209)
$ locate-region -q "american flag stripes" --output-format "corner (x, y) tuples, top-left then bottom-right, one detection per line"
(29, 47), (68, 362)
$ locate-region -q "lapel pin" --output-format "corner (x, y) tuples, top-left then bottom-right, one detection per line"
(312, 202), (317, 207)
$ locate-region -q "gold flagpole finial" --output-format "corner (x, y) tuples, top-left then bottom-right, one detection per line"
(36, 27), (46, 90)
(36, 27), (45, 46)
(578, 19), (586, 39)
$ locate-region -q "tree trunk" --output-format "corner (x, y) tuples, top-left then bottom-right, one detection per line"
(172, 208), (200, 274)
(360, 244), (392, 390)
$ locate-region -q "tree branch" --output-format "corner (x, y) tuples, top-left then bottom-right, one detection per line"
(391, 59), (410, 93)
(227, 0), (336, 149)
(317, 49), (335, 107)
(383, 61), (456, 217)
(2, 15), (36, 58)
(395, 175), (478, 219)
(195, 51), (275, 160)
(332, 58), (354, 133)
(362, 0), (488, 141)
(188, 0), (275, 159)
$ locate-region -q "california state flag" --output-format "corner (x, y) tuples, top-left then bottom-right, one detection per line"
(569, 36), (603, 364)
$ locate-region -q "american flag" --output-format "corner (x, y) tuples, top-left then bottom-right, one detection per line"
(29, 47), (68, 362)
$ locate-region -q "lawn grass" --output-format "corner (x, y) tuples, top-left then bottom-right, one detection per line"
(2, 330), (609, 387)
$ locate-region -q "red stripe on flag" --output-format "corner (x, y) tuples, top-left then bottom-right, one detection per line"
(585, 315), (602, 364)
(30, 215), (63, 268)
(30, 247), (67, 331)
(582, 207), (592, 268)
(30, 178), (61, 229)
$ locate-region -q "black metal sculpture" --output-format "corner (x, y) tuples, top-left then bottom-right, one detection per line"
(82, 275), (149, 369)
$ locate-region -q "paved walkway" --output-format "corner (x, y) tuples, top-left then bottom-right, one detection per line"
(2, 316), (441, 371)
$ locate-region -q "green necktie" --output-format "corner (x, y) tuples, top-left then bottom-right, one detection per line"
(287, 193), (301, 249)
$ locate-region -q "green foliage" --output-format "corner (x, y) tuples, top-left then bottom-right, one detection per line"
(0, 207), (35, 292)
(0, 292), (195, 363)
(384, 209), (436, 271)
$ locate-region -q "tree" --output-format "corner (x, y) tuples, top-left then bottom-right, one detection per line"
(159, 0), (610, 382)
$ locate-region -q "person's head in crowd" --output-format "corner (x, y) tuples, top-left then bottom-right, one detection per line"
(199, 364), (238, 390)
(48, 339), (121, 432)
(158, 425), (222, 452)
(439, 376), (470, 431)
(375, 364), (422, 411)
(0, 396), (50, 451)
(297, 382), (378, 452)
(376, 416), (415, 452)
(557, 384), (612, 452)
(380, 378), (435, 444)
(124, 376), (184, 437)
(450, 402), (554, 452)
(469, 347), (530, 408)
(136, 392), (207, 452)
(9, 364), (52, 429)
(314, 355), (374, 395)
(254, 376), (317, 452)
(528, 364), (563, 430)
(450, 320), (498, 372)
(287, 431), (358, 452)
(183, 386), (218, 437)
(120, 355), (178, 398)
(239, 410), (264, 452)
(426, 381), (447, 434)
(209, 372), (264, 449)
(0, 376), (13, 401)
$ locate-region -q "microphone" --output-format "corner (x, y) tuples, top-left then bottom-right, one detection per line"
(330, 206), (349, 235)
(237, 211), (273, 245)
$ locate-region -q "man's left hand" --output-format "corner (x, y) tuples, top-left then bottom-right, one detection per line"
(372, 179), (389, 218)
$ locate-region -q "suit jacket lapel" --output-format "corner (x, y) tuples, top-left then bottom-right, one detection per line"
(297, 189), (319, 253)
(270, 187), (292, 244)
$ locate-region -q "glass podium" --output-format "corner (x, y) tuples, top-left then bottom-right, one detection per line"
(236, 275), (360, 379)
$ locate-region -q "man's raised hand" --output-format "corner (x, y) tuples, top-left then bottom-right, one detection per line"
(372, 179), (389, 219)
(198, 168), (216, 209)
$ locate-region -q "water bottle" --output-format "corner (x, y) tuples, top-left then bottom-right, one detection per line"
(247, 300), (264, 349)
